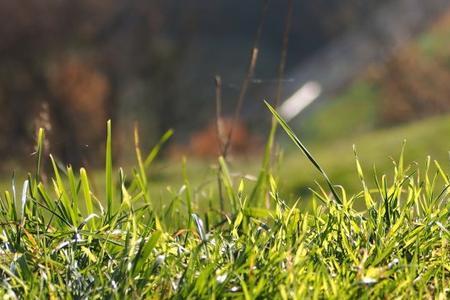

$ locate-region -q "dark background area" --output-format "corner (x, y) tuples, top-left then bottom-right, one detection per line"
(0, 0), (387, 167)
(1, 0), (449, 171)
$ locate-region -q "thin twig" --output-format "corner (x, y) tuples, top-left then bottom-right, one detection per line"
(268, 0), (294, 156)
(275, 0), (294, 107)
(215, 75), (225, 153)
(214, 75), (226, 212)
(267, 0), (294, 152)
(222, 0), (271, 158)
(264, 0), (294, 208)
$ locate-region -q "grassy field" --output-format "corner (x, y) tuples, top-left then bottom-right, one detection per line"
(140, 113), (450, 209)
(281, 113), (450, 199)
(1, 5), (450, 299)
(0, 108), (448, 298)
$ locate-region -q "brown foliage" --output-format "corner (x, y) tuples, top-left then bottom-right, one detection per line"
(0, 1), (166, 166)
(378, 30), (450, 124)
(47, 56), (110, 165)
(169, 118), (261, 159)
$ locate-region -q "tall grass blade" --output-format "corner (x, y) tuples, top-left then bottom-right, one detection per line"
(19, 180), (29, 222)
(80, 168), (94, 219)
(265, 101), (342, 205)
(35, 128), (45, 181)
(105, 120), (113, 220)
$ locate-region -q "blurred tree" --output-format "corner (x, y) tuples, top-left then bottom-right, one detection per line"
(379, 46), (450, 124)
(0, 0), (175, 166)
(0, 0), (390, 167)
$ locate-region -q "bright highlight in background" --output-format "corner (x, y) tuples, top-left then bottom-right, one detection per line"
(279, 81), (322, 121)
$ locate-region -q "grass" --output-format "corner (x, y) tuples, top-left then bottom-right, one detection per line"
(0, 111), (448, 299)
(281, 113), (450, 199)
(135, 113), (450, 207)
(294, 81), (380, 143)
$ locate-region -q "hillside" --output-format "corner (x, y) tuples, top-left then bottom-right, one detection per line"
(275, 9), (450, 201)
(281, 113), (450, 200)
(292, 8), (450, 144)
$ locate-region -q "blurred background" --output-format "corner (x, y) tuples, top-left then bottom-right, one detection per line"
(1, 0), (449, 195)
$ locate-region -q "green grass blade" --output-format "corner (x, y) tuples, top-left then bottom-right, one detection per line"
(265, 101), (342, 205)
(35, 128), (45, 181)
(105, 120), (113, 220)
(80, 168), (94, 219)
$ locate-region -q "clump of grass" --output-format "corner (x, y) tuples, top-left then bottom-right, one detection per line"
(0, 111), (448, 299)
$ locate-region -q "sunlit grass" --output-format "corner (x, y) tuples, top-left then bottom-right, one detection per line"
(0, 113), (448, 298)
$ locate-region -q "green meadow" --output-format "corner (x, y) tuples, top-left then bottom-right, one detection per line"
(0, 104), (448, 299)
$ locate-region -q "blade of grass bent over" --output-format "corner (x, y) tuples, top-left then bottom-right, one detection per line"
(265, 101), (342, 205)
